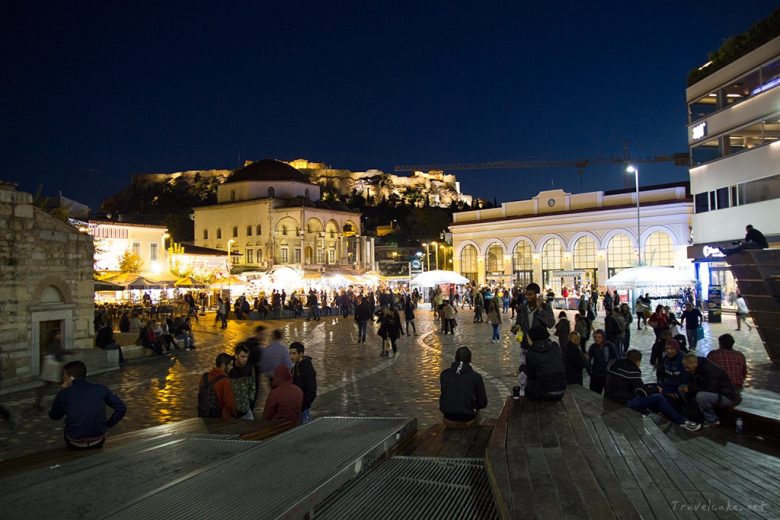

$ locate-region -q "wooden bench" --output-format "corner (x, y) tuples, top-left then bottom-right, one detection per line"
(483, 385), (780, 519)
(0, 417), (294, 479)
(403, 420), (494, 458)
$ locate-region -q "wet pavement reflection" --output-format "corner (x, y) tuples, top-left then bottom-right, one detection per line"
(0, 307), (778, 460)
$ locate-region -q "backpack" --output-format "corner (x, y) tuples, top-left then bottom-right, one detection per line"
(197, 373), (226, 418)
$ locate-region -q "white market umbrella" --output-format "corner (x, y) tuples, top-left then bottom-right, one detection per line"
(410, 270), (470, 287)
(604, 266), (695, 289)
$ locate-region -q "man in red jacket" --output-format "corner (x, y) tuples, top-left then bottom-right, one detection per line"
(262, 365), (303, 424)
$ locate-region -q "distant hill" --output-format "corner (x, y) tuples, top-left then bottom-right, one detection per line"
(99, 160), (487, 244)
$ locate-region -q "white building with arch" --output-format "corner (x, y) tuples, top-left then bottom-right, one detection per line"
(193, 159), (375, 273)
(449, 183), (693, 292)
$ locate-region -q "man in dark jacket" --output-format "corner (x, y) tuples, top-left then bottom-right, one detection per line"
(229, 343), (257, 418)
(354, 295), (372, 344)
(523, 326), (566, 401)
(604, 350), (701, 432)
(49, 361), (127, 449)
(290, 342), (317, 423)
(681, 353), (737, 427)
(514, 283), (554, 349)
(587, 330), (619, 395)
(439, 347), (488, 429)
(562, 331), (587, 385)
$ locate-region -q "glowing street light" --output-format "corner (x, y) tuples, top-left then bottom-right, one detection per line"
(432, 241), (438, 270)
(422, 242), (430, 271)
(626, 165), (642, 265)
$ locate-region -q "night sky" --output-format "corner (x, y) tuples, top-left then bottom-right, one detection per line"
(2, 1), (778, 209)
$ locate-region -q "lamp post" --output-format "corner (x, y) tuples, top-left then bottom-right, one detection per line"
(227, 239), (235, 296)
(626, 165), (641, 265)
(432, 241), (438, 270)
(440, 244), (447, 271)
(422, 242), (430, 271)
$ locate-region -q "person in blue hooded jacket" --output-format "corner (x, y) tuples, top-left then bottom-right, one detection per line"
(656, 338), (689, 408)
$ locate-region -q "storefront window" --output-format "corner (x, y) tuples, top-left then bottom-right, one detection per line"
(461, 245), (478, 281)
(644, 231), (674, 267)
(607, 234), (634, 277)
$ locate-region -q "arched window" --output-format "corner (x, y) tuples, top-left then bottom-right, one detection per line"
(203, 229), (208, 240)
(256, 225), (262, 235)
(232, 226), (238, 238)
(541, 239), (563, 292)
(645, 231), (674, 267)
(607, 233), (635, 277)
(460, 245), (478, 282)
(486, 244), (503, 273)
(216, 228), (222, 239)
(268, 187), (275, 198)
(513, 240), (533, 287)
(282, 225), (288, 236)
(573, 236), (598, 288)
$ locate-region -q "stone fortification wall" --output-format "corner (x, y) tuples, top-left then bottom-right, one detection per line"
(0, 183), (95, 386)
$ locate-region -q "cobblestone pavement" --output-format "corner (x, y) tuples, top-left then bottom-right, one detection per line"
(0, 306), (777, 461)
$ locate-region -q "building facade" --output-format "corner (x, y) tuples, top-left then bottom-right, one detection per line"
(193, 159), (375, 273)
(686, 34), (780, 304)
(83, 220), (169, 277)
(450, 184), (693, 293)
(0, 182), (94, 387)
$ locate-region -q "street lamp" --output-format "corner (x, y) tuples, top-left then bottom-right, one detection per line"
(422, 242), (430, 271)
(440, 244), (447, 271)
(432, 241), (438, 270)
(626, 165), (641, 265)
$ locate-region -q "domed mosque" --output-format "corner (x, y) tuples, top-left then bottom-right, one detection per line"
(193, 159), (374, 273)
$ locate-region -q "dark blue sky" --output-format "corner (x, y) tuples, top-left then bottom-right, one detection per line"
(2, 1), (777, 208)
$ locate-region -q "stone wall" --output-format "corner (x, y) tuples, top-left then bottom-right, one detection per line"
(0, 182), (95, 387)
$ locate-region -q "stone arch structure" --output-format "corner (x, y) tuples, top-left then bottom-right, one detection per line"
(567, 231), (600, 251)
(343, 220), (358, 236)
(640, 225), (681, 247)
(306, 217), (324, 234)
(275, 216), (299, 237)
(325, 219), (339, 239)
(535, 233), (566, 254)
(454, 239), (480, 257)
(29, 277), (75, 379)
(600, 228), (638, 250)
(506, 236), (537, 253)
(480, 239), (507, 257)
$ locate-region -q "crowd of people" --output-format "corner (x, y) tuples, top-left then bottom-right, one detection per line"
(437, 281), (748, 433)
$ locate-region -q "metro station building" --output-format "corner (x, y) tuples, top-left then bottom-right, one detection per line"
(450, 184), (693, 293)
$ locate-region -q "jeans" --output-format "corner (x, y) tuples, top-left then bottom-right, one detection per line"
(628, 393), (685, 424)
(492, 324), (500, 341)
(301, 408), (311, 424)
(686, 327), (698, 350)
(357, 320), (368, 343)
(695, 391), (733, 424)
(406, 319), (416, 335)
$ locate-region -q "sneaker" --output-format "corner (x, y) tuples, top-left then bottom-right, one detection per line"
(681, 420), (702, 432)
(704, 421), (720, 428)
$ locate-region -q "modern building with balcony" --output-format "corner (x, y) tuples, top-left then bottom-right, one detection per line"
(686, 32), (780, 303)
(193, 159), (375, 274)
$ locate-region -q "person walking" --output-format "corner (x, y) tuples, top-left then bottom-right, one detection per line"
(378, 306), (403, 357)
(355, 295), (372, 344)
(487, 298), (502, 343)
(680, 302), (703, 350)
(403, 297), (417, 336)
(735, 293), (752, 332)
(290, 342), (317, 423)
(34, 331), (72, 410)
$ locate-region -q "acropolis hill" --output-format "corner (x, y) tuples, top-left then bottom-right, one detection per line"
(131, 158), (474, 208)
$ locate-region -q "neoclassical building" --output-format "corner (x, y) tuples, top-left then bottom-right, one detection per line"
(193, 159), (374, 273)
(450, 183), (693, 292)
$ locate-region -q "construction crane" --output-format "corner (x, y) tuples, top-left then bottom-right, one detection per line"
(394, 153), (688, 172)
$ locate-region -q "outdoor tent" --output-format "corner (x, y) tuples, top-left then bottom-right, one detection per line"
(174, 276), (208, 288)
(604, 266), (696, 289)
(411, 270), (470, 287)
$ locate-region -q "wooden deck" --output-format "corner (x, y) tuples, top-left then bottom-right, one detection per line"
(486, 385), (780, 520)
(403, 421), (495, 458)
